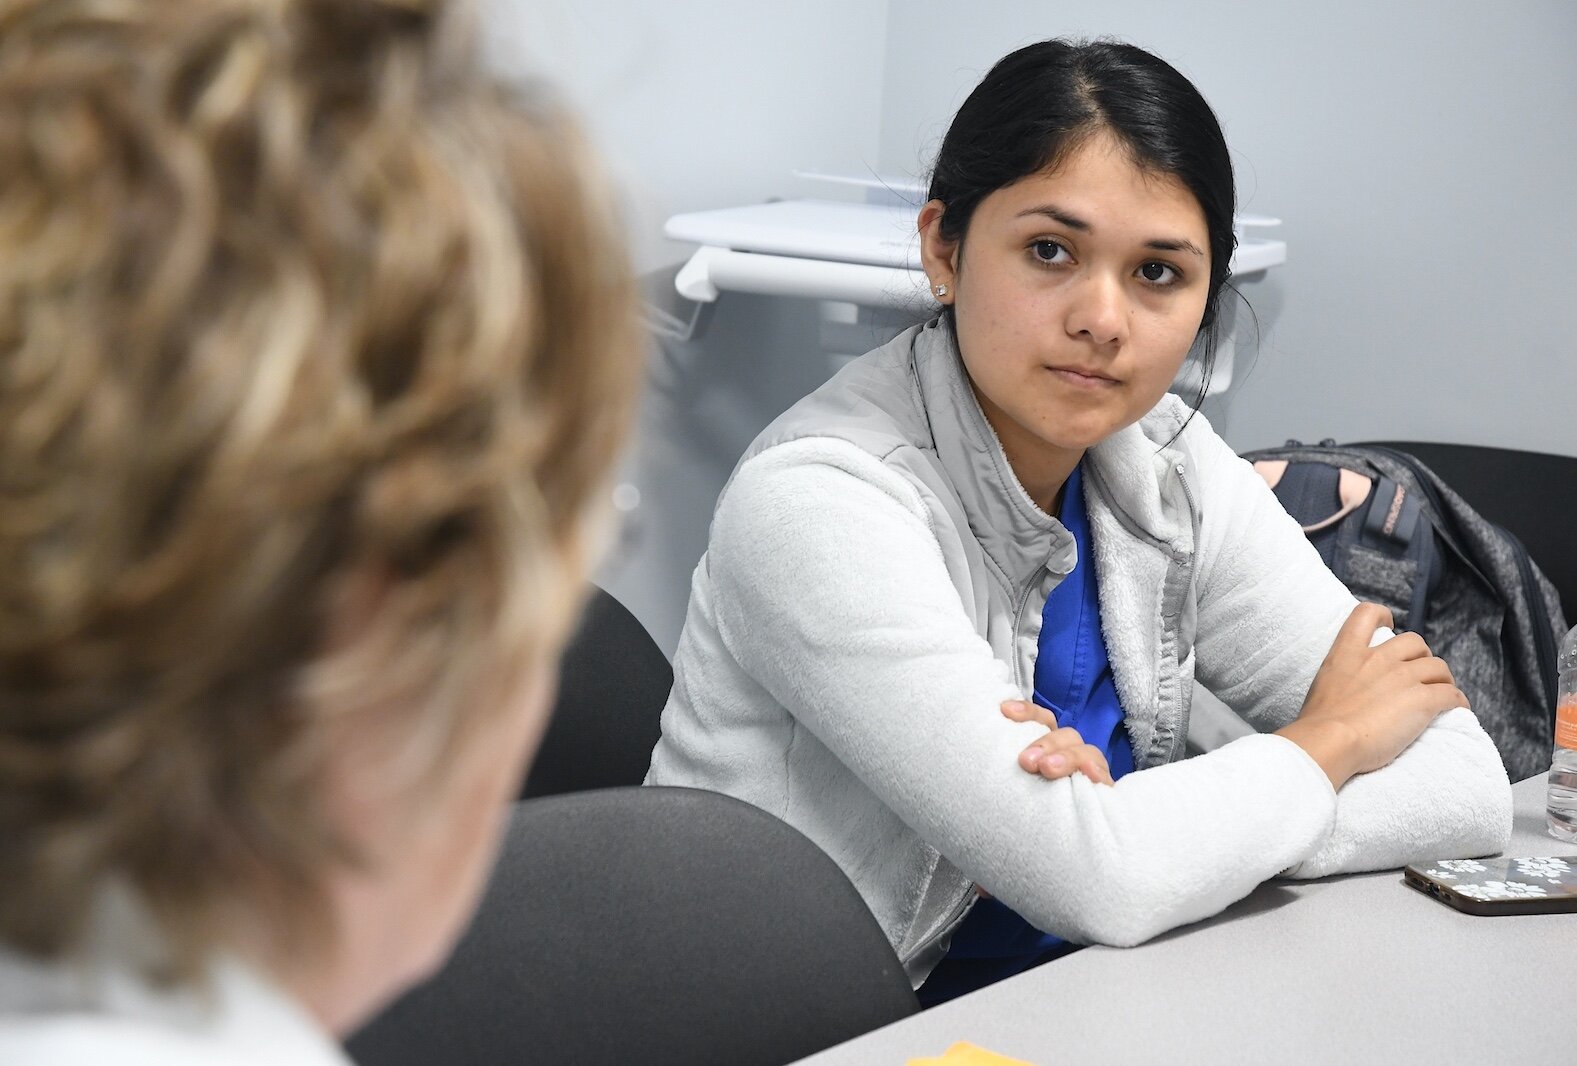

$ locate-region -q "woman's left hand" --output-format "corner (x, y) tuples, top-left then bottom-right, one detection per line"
(1000, 700), (1115, 785)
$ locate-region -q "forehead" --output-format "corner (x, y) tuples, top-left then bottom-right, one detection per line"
(977, 131), (1207, 242)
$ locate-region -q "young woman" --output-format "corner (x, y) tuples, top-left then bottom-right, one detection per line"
(0, 0), (638, 1059)
(646, 39), (1511, 1004)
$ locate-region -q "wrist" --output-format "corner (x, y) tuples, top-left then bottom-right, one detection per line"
(1275, 718), (1358, 791)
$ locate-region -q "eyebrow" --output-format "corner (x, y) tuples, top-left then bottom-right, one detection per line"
(1016, 204), (1206, 259)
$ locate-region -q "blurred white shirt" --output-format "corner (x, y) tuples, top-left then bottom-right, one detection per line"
(0, 886), (348, 1066)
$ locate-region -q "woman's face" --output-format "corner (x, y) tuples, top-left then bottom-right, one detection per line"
(919, 129), (1212, 504)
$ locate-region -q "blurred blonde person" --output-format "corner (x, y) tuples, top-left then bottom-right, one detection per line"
(0, 0), (640, 1061)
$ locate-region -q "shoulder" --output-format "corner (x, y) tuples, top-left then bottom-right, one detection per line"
(1139, 394), (1263, 499)
(720, 436), (939, 540)
(0, 944), (350, 1066)
(743, 332), (931, 464)
(700, 436), (967, 645)
(1139, 393), (1233, 463)
(1137, 391), (1196, 442)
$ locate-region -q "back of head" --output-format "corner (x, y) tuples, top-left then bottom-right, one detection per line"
(0, 0), (639, 985)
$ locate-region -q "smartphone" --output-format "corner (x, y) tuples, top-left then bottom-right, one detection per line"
(1404, 855), (1577, 916)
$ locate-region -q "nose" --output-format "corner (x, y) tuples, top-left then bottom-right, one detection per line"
(1064, 273), (1128, 347)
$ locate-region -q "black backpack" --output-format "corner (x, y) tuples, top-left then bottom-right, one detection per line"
(1241, 440), (1568, 781)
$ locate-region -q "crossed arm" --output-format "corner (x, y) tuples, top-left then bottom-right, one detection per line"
(707, 436), (1510, 943)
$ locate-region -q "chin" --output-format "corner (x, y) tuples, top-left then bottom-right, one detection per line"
(1036, 417), (1122, 452)
(1050, 398), (1164, 447)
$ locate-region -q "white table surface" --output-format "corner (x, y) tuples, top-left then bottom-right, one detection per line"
(795, 773), (1571, 1065)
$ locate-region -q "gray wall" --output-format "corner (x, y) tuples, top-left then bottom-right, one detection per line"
(485, 0), (1577, 656)
(483, 0), (890, 274)
(482, 0), (893, 654)
(877, 0), (1577, 457)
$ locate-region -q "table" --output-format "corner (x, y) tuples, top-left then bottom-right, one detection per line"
(794, 774), (1571, 1064)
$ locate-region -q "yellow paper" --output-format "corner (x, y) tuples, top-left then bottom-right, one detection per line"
(905, 1040), (1036, 1066)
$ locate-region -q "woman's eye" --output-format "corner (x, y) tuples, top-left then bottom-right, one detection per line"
(1138, 261), (1178, 285)
(1031, 240), (1071, 265)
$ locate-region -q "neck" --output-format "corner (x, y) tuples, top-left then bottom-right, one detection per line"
(218, 902), (357, 1036)
(969, 381), (1084, 514)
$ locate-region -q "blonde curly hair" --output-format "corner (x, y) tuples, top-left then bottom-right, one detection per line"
(0, 0), (639, 978)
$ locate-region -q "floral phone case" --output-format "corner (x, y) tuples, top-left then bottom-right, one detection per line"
(1404, 855), (1577, 916)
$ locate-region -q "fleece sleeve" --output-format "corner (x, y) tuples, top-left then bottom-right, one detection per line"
(706, 437), (1341, 947)
(1182, 413), (1512, 876)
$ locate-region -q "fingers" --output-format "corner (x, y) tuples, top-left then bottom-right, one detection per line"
(1422, 682), (1470, 713)
(1377, 630), (1431, 661)
(1001, 698), (1057, 729)
(1016, 725), (1083, 772)
(1067, 745), (1115, 786)
(1357, 624), (1462, 704)
(1338, 602), (1395, 649)
(1397, 685), (1468, 728)
(1404, 653), (1457, 687)
(1002, 699), (1114, 785)
(1030, 743), (1112, 786)
(1004, 700), (1063, 773)
(1023, 733), (1113, 785)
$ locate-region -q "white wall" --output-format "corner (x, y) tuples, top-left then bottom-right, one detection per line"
(481, 0), (892, 654)
(877, 0), (1577, 457)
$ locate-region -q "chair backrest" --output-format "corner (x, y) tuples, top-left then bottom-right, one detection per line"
(344, 787), (920, 1066)
(520, 586), (672, 799)
(1356, 441), (1577, 620)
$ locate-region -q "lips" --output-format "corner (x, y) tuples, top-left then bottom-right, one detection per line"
(1045, 365), (1119, 387)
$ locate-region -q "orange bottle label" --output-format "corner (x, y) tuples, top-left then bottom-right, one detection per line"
(1558, 700), (1577, 751)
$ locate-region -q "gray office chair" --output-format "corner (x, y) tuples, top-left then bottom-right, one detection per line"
(345, 786), (920, 1066)
(519, 586), (672, 799)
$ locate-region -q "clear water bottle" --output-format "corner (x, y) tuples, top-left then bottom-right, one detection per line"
(1548, 623), (1577, 841)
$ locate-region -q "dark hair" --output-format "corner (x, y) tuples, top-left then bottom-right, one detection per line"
(928, 38), (1241, 407)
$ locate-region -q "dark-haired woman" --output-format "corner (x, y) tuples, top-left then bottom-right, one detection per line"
(645, 39), (1510, 1004)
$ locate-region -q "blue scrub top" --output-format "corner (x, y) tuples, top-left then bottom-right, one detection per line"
(917, 462), (1136, 1007)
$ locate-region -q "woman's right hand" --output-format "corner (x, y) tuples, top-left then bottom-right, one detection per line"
(1275, 602), (1468, 791)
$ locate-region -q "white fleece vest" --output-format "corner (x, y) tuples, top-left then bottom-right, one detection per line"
(646, 318), (1511, 986)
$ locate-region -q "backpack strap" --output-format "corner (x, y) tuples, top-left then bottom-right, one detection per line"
(1254, 461), (1374, 533)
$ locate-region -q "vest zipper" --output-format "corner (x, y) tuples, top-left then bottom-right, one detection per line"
(1012, 579), (1038, 692)
(1174, 461), (1201, 552)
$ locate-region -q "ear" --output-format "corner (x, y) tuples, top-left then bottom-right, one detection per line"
(917, 199), (959, 303)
